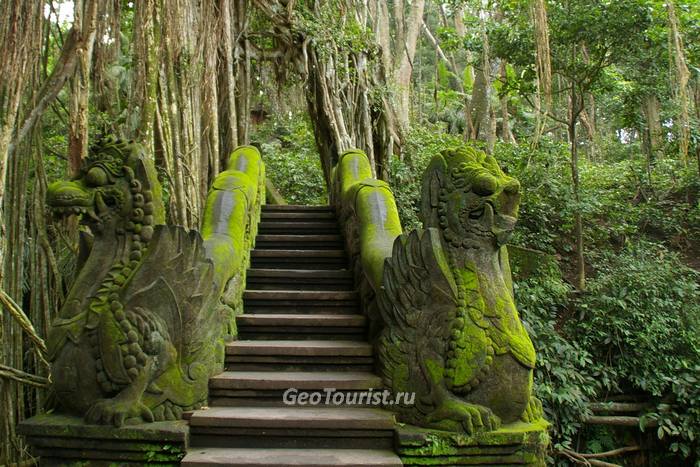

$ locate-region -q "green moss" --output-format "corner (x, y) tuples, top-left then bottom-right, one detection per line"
(201, 145), (264, 289)
(337, 149), (373, 196)
(397, 420), (549, 466)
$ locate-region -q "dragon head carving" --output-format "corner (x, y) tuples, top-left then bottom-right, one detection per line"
(47, 136), (165, 238)
(420, 146), (521, 251)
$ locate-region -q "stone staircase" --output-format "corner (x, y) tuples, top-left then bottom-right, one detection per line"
(181, 205), (402, 466)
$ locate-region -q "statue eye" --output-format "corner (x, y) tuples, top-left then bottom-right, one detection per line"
(85, 167), (108, 187)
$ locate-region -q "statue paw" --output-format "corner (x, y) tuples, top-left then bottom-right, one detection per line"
(86, 398), (154, 427)
(520, 396), (543, 423)
(427, 399), (501, 434)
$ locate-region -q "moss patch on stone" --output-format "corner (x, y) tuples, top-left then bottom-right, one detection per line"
(397, 420), (549, 466)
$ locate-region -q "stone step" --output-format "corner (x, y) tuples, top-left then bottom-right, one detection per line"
(250, 249), (348, 270)
(225, 340), (373, 371)
(258, 221), (340, 235)
(255, 234), (344, 250)
(225, 356), (374, 372)
(237, 314), (366, 340)
(251, 249), (346, 259)
(208, 371), (383, 408)
(227, 340), (372, 357)
(210, 371), (381, 390)
(181, 448), (402, 466)
(237, 313), (365, 327)
(261, 211), (337, 220)
(189, 407), (395, 449)
(243, 290), (359, 315)
(262, 205), (334, 212)
(246, 268), (354, 291)
(243, 290), (358, 302)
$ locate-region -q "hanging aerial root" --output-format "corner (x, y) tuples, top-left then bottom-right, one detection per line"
(0, 364), (49, 388)
(0, 286), (48, 358)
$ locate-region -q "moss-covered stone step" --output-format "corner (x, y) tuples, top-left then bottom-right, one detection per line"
(258, 221), (341, 234)
(396, 421), (549, 466)
(181, 448), (402, 466)
(237, 313), (366, 340)
(262, 204), (334, 212)
(188, 407), (396, 449)
(16, 414), (188, 466)
(250, 249), (348, 270)
(255, 234), (344, 250)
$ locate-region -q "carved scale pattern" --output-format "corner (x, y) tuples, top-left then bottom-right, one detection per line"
(89, 168), (158, 395)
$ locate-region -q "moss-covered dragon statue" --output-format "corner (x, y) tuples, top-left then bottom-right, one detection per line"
(378, 146), (543, 434)
(46, 137), (262, 426)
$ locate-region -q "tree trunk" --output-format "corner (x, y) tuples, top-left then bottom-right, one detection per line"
(499, 62), (516, 144)
(0, 5), (44, 460)
(218, 0), (239, 163)
(234, 0), (251, 144)
(393, 0), (425, 130)
(129, 0), (160, 153)
(569, 85), (585, 291)
(469, 13), (492, 142)
(92, 0), (122, 131)
(531, 0), (552, 146)
(667, 1), (690, 166)
(68, 0), (98, 175)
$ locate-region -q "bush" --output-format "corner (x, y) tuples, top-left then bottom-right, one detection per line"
(574, 241), (700, 462)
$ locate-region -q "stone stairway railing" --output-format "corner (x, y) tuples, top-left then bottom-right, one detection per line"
(330, 149), (402, 338)
(201, 145), (266, 327)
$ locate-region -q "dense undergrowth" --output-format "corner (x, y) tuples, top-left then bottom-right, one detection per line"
(252, 116), (700, 465)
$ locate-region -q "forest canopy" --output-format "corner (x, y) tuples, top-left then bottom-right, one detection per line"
(0, 0), (699, 465)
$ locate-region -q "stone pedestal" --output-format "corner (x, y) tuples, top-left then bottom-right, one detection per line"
(17, 414), (188, 466)
(396, 420), (549, 466)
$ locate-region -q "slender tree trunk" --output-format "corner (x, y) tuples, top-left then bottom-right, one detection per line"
(92, 0), (122, 132)
(531, 0), (552, 147)
(393, 0), (425, 129)
(499, 62), (516, 144)
(218, 0), (239, 162)
(469, 12), (492, 142)
(667, 1), (690, 166)
(234, 0), (251, 144)
(130, 0), (159, 152)
(569, 84), (585, 291)
(642, 94), (662, 164)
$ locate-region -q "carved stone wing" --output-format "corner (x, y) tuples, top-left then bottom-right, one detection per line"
(124, 225), (219, 366)
(378, 228), (459, 393)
